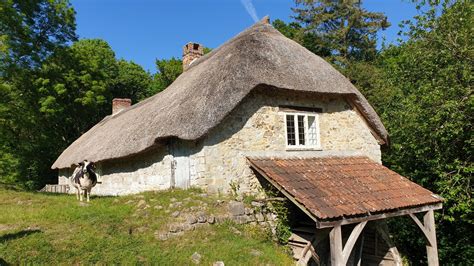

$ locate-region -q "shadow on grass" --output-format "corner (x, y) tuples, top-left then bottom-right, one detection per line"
(0, 229), (41, 242)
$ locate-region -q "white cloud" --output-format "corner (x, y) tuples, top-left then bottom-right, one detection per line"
(240, 0), (259, 22)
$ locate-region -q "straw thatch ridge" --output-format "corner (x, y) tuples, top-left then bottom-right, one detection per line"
(52, 17), (388, 169)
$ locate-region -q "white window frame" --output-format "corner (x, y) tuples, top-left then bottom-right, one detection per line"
(284, 112), (321, 150)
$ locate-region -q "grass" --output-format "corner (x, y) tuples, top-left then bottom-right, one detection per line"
(0, 188), (293, 265)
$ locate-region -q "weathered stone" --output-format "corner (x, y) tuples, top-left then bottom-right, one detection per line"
(251, 201), (264, 208)
(197, 212), (207, 223)
(182, 223), (195, 231)
(228, 201), (245, 216)
(170, 197), (177, 202)
(186, 215), (198, 225)
(125, 200), (134, 205)
(154, 231), (168, 241)
(213, 261), (225, 266)
(136, 200), (146, 208)
(154, 205), (163, 210)
(168, 224), (183, 233)
(191, 252), (201, 264)
(172, 211), (180, 218)
(244, 207), (254, 215)
(255, 212), (265, 222)
(207, 216), (216, 224)
(230, 226), (242, 235)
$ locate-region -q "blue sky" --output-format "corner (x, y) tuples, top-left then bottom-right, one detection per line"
(71, 0), (419, 73)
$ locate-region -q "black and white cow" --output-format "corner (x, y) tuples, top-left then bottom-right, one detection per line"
(69, 160), (97, 202)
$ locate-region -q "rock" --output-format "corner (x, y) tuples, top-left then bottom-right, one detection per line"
(169, 224), (183, 233)
(197, 212), (207, 223)
(228, 201), (245, 216)
(215, 200), (225, 206)
(256, 213), (265, 222)
(187, 215), (198, 225)
(191, 252), (202, 264)
(182, 224), (195, 231)
(230, 226), (242, 235)
(213, 261), (225, 266)
(170, 197), (177, 202)
(251, 201), (264, 208)
(207, 216), (216, 224)
(246, 215), (256, 222)
(250, 249), (263, 257)
(199, 193), (208, 198)
(266, 213), (276, 221)
(172, 211), (180, 218)
(190, 206), (199, 211)
(235, 195), (244, 202)
(125, 200), (134, 205)
(154, 205), (163, 210)
(244, 208), (254, 215)
(136, 200), (146, 208)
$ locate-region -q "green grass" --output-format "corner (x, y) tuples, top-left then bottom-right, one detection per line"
(0, 188), (293, 265)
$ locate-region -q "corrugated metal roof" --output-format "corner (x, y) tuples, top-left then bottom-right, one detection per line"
(248, 157), (442, 220)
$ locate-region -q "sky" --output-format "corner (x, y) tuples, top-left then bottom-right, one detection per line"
(71, 0), (419, 73)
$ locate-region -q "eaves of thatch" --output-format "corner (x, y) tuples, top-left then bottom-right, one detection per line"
(52, 17), (388, 169)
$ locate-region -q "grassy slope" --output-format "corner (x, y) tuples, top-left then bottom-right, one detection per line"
(0, 188), (293, 265)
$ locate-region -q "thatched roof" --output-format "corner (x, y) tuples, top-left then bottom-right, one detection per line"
(52, 17), (388, 169)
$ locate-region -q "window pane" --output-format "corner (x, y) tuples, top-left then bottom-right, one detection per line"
(308, 116), (317, 146)
(298, 115), (305, 145)
(286, 115), (296, 145)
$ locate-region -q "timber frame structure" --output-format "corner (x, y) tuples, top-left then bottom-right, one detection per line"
(248, 157), (443, 265)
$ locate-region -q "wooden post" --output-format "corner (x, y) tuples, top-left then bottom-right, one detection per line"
(330, 225), (343, 266)
(424, 210), (439, 266)
(409, 210), (439, 266)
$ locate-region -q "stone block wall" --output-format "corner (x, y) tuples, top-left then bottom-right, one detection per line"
(185, 89), (381, 194)
(58, 89), (382, 196)
(59, 146), (173, 196)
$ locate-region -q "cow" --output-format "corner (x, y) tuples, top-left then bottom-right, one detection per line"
(68, 160), (97, 202)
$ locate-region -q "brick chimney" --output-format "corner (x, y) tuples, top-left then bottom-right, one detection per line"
(183, 42), (203, 71)
(112, 98), (131, 115)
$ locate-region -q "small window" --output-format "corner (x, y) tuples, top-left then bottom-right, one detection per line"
(285, 112), (320, 149)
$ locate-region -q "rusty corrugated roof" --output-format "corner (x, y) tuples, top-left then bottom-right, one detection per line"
(248, 157), (442, 220)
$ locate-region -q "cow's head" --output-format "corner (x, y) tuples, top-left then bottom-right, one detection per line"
(83, 160), (95, 173)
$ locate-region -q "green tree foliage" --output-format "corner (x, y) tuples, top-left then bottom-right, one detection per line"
(151, 57), (182, 95)
(292, 0), (389, 65)
(0, 0), (77, 71)
(272, 19), (331, 57)
(0, 1), (153, 188)
(369, 1), (473, 263)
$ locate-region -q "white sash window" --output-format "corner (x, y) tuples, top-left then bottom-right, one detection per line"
(285, 112), (320, 149)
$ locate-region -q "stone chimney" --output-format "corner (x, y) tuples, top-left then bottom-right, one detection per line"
(112, 98), (131, 115)
(183, 42), (203, 71)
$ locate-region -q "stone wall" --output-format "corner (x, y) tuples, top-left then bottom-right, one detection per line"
(59, 146), (173, 196)
(185, 89), (381, 194)
(58, 89), (381, 196)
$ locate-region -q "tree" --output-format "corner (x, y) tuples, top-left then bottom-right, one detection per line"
(272, 19), (331, 57)
(371, 1), (473, 263)
(292, 0), (389, 65)
(150, 57), (182, 95)
(113, 60), (152, 102)
(0, 0), (77, 188)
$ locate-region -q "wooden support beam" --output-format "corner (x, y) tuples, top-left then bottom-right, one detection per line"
(329, 221), (367, 266)
(424, 210), (439, 266)
(329, 225), (343, 266)
(409, 213), (433, 244)
(375, 221), (402, 266)
(409, 211), (439, 266)
(317, 203), (442, 228)
(342, 221), (367, 263)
